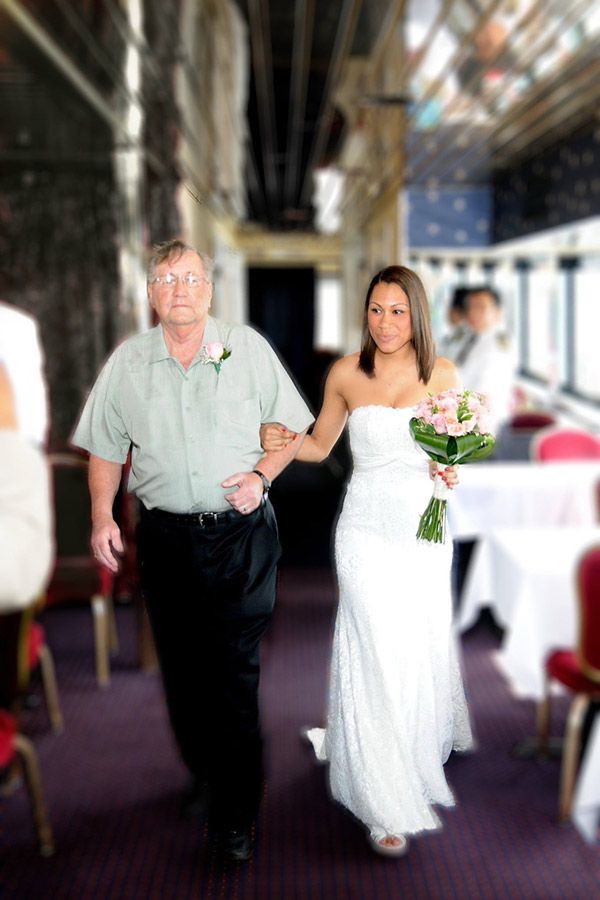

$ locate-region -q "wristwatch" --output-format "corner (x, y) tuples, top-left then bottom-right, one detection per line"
(252, 469), (271, 497)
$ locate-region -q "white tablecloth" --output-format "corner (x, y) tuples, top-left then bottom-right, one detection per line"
(449, 464), (600, 838)
(456, 526), (600, 699)
(573, 717), (600, 844)
(448, 461), (600, 541)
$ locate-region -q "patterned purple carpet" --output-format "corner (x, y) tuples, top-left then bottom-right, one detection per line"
(2, 568), (600, 899)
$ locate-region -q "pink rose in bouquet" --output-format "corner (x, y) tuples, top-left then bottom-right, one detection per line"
(410, 389), (495, 543)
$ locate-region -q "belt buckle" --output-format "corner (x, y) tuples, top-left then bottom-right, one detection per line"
(198, 512), (218, 527)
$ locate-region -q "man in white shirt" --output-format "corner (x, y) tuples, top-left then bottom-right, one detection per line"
(456, 286), (517, 434)
(452, 286), (518, 608)
(0, 302), (49, 447)
(438, 287), (470, 362)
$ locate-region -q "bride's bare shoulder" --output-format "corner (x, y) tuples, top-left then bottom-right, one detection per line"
(327, 352), (361, 381)
(322, 353), (365, 405)
(428, 355), (460, 391)
(432, 355), (457, 376)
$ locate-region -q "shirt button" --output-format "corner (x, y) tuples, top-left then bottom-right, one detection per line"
(186, 406), (191, 412)
(192, 471), (198, 477)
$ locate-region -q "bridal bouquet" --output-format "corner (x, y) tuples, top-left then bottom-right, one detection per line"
(410, 389), (496, 543)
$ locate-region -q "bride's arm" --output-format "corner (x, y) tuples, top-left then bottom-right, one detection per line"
(260, 358), (349, 463)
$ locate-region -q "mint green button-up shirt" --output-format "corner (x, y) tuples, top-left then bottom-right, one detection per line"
(72, 318), (314, 513)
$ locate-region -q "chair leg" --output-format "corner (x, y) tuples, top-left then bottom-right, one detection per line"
(536, 675), (551, 755)
(0, 760), (22, 795)
(558, 693), (589, 822)
(91, 595), (110, 688)
(14, 733), (55, 856)
(106, 594), (119, 655)
(37, 644), (64, 734)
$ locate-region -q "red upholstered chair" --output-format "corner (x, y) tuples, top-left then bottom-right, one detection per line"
(494, 411), (558, 461)
(0, 608), (55, 855)
(28, 620), (63, 733)
(44, 452), (117, 687)
(0, 708), (54, 855)
(536, 544), (600, 820)
(531, 427), (600, 462)
(509, 411), (556, 431)
(0, 606), (62, 731)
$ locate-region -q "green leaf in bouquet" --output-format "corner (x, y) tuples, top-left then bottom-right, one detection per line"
(409, 418), (452, 463)
(460, 433), (496, 462)
(446, 431), (495, 464)
(410, 417), (496, 465)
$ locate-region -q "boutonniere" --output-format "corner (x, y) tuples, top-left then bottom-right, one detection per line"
(200, 341), (232, 373)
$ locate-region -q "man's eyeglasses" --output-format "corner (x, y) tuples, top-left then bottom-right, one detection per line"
(151, 272), (209, 287)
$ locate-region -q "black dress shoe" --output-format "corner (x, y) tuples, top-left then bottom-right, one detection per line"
(219, 825), (253, 862)
(180, 779), (209, 818)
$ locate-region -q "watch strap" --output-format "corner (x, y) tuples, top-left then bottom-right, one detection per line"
(252, 469), (271, 494)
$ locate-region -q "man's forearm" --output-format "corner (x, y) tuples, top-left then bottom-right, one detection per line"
(253, 427), (309, 483)
(89, 454), (123, 522)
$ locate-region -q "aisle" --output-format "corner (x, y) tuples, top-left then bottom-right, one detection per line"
(2, 569), (599, 900)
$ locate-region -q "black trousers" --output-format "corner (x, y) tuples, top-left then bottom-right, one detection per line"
(137, 500), (281, 827)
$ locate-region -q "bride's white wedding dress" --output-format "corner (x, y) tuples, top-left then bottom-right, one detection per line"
(307, 405), (473, 839)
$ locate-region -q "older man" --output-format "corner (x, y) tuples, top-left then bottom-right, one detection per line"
(72, 239), (313, 861)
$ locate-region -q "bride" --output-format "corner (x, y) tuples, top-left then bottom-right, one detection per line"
(261, 266), (474, 856)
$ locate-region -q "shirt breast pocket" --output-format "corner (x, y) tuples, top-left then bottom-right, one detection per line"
(217, 396), (261, 450)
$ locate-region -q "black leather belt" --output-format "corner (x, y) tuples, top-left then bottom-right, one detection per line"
(144, 506), (243, 528)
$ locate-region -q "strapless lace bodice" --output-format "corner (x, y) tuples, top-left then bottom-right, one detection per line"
(348, 404), (428, 473)
(340, 405), (445, 547)
(307, 404), (473, 839)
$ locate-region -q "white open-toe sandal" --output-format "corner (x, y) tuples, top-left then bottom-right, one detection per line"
(367, 832), (409, 857)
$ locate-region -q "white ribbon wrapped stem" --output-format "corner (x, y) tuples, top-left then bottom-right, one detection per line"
(432, 462), (450, 500)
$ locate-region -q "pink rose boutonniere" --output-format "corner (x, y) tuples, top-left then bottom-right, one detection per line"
(409, 388), (496, 543)
(200, 341), (232, 373)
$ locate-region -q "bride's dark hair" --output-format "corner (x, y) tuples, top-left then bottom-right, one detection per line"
(358, 266), (435, 382)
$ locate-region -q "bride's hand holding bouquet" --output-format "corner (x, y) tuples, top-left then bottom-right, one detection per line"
(410, 389), (496, 543)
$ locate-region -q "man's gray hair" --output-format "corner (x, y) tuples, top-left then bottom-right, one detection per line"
(147, 239), (214, 282)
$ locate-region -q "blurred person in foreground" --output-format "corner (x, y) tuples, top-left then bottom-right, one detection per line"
(0, 365), (52, 612)
(259, 266), (473, 857)
(71, 239), (313, 862)
(0, 301), (49, 448)
(455, 286), (516, 434)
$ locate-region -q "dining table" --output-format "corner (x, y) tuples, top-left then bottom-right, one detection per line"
(450, 458), (600, 690)
(447, 456), (600, 839)
(455, 525), (600, 699)
(572, 716), (600, 844)
(452, 521), (600, 838)
(447, 459), (600, 542)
